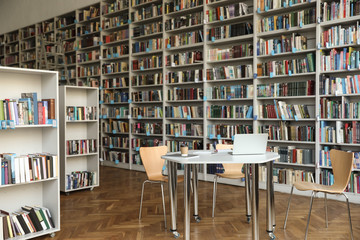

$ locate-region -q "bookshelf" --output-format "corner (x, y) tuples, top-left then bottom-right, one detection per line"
(0, 66), (60, 239)
(59, 86), (99, 194)
(2, 0), (360, 203)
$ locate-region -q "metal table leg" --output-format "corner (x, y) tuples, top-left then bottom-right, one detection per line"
(251, 163), (259, 240)
(184, 164), (192, 240)
(266, 161), (276, 239)
(192, 164), (201, 223)
(168, 161), (180, 238)
(245, 164), (252, 223)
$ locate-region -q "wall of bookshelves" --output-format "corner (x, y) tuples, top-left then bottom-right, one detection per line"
(2, 0), (360, 203)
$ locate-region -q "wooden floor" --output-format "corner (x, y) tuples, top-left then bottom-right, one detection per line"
(38, 166), (360, 240)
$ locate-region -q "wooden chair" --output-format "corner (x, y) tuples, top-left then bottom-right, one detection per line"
(212, 144), (246, 218)
(283, 149), (354, 240)
(138, 146), (183, 229)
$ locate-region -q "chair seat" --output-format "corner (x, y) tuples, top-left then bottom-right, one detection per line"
(294, 181), (344, 194)
(149, 175), (184, 183)
(216, 172), (245, 179)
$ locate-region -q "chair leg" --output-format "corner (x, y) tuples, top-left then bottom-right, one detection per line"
(160, 183), (167, 229)
(212, 175), (218, 218)
(283, 184), (294, 229)
(305, 191), (315, 240)
(139, 180), (147, 220)
(342, 193), (354, 240)
(324, 193), (328, 228)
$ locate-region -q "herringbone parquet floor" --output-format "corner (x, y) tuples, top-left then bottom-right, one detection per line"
(37, 166), (360, 240)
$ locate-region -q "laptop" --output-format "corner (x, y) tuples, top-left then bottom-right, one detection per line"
(231, 134), (268, 155)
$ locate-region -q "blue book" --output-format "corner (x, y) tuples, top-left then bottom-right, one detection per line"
(246, 106), (253, 118)
(343, 48), (347, 69)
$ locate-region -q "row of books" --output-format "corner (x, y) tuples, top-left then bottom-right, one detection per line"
(103, 45), (129, 59)
(66, 171), (97, 190)
(102, 62), (129, 74)
(63, 40), (77, 53)
(164, 0), (203, 14)
(166, 140), (203, 152)
(38, 21), (54, 34)
(259, 123), (315, 141)
(259, 100), (315, 119)
(131, 122), (162, 134)
(320, 121), (360, 144)
(132, 38), (162, 53)
(77, 50), (100, 63)
(133, 21), (162, 38)
(131, 4), (162, 22)
(321, 23), (360, 48)
(257, 53), (315, 76)
(165, 51), (203, 66)
(4, 55), (19, 65)
(78, 65), (101, 77)
(103, 89), (129, 103)
(167, 87), (203, 101)
(320, 74), (360, 95)
(271, 167), (313, 185)
(78, 6), (99, 22)
(101, 106), (129, 118)
(131, 138), (162, 149)
(132, 56), (162, 70)
(102, 0), (129, 15)
(102, 136), (129, 148)
(103, 77), (128, 88)
(165, 12), (203, 32)
(166, 123), (203, 136)
(206, 105), (253, 119)
(66, 139), (97, 155)
(0, 153), (58, 185)
(102, 150), (129, 163)
(344, 98), (360, 119)
(21, 52), (36, 62)
(59, 28), (76, 40)
(4, 32), (19, 43)
(0, 206), (55, 239)
(208, 22), (253, 41)
(320, 47), (360, 71)
(66, 106), (97, 121)
(320, 98), (341, 119)
(321, 1), (360, 22)
(257, 33), (308, 56)
(205, 84), (254, 100)
(131, 90), (162, 102)
(132, 106), (163, 118)
(165, 30), (204, 48)
(206, 3), (249, 23)
(56, 15), (75, 28)
(257, 80), (315, 97)
(207, 124), (253, 139)
(0, 95), (55, 126)
(257, 0), (309, 12)
(206, 164), (224, 175)
(165, 106), (203, 118)
(20, 26), (36, 38)
(79, 36), (100, 49)
(103, 119), (129, 133)
(77, 22), (100, 36)
(271, 146), (315, 164)
(102, 14), (129, 30)
(132, 73), (162, 86)
(257, 9), (316, 33)
(206, 64), (253, 80)
(319, 146), (360, 169)
(21, 39), (36, 50)
(207, 44), (253, 61)
(103, 29), (129, 44)
(6, 44), (19, 54)
(166, 69), (203, 84)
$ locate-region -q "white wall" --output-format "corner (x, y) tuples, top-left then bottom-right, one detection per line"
(0, 0), (100, 34)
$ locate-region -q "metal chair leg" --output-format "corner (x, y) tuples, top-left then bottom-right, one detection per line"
(161, 183), (167, 229)
(305, 191), (315, 240)
(283, 184), (294, 229)
(324, 193), (328, 228)
(212, 175), (218, 218)
(342, 193), (354, 240)
(139, 180), (147, 220)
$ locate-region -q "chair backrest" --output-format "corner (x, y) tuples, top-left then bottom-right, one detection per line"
(330, 149), (354, 191)
(139, 146), (168, 181)
(216, 144), (244, 174)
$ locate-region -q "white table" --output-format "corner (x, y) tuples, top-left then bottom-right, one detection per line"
(162, 150), (280, 240)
